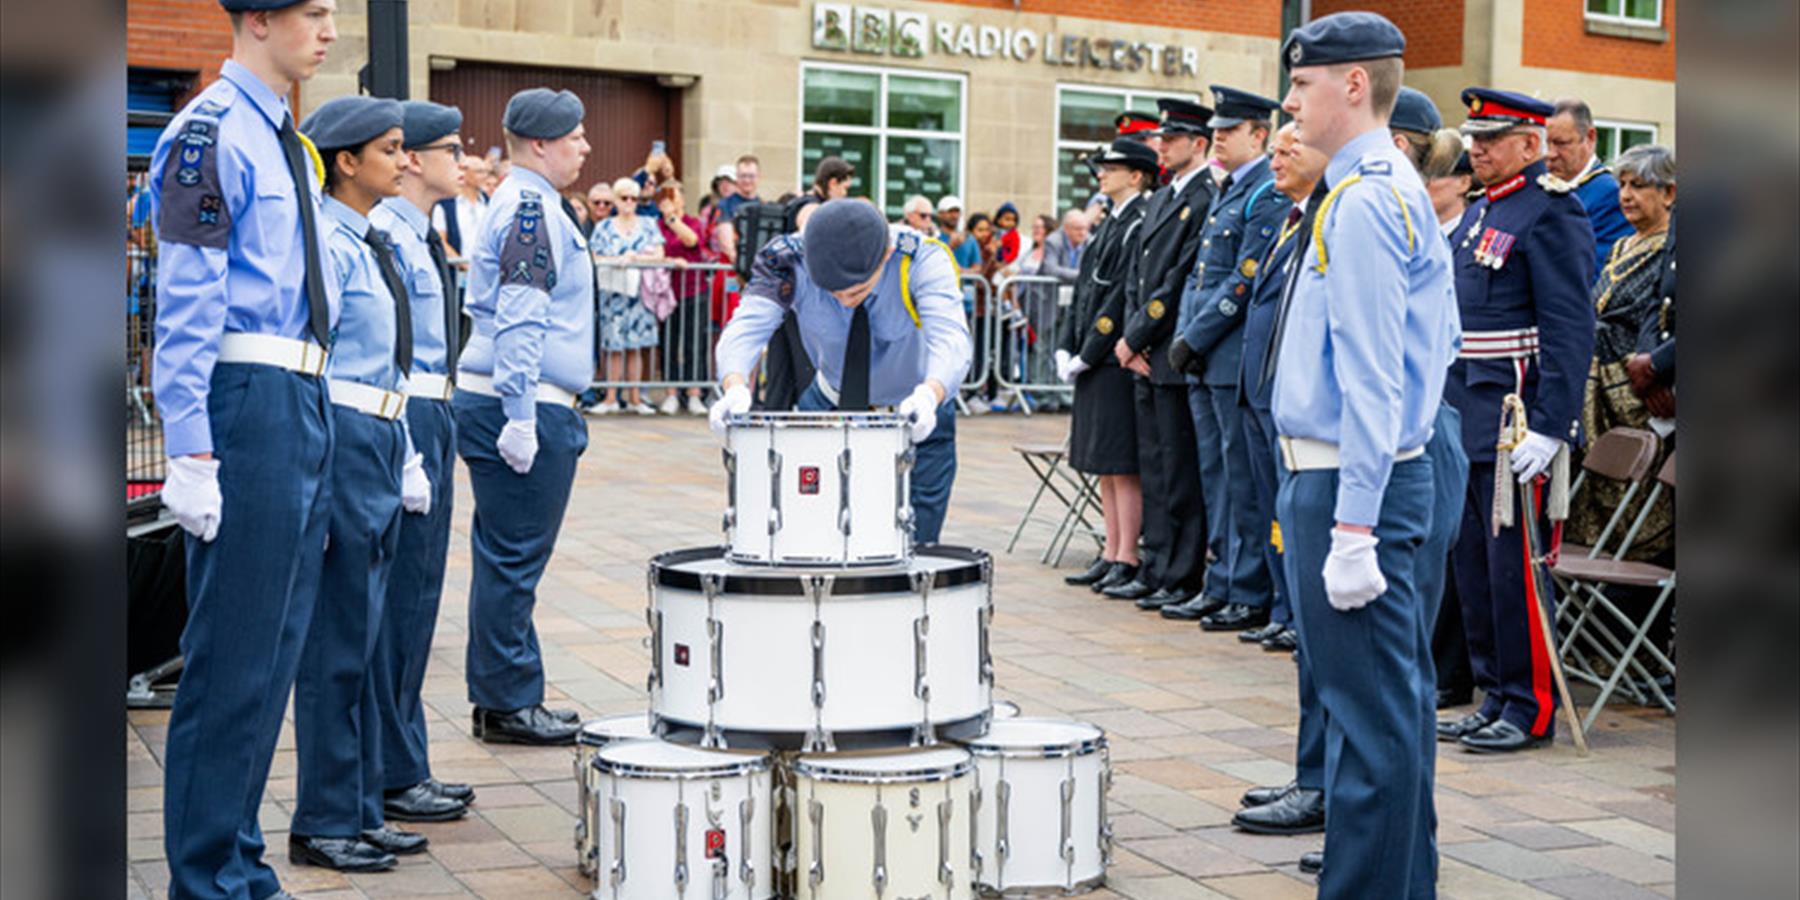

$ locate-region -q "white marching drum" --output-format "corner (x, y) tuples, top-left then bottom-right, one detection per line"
(724, 412), (913, 566)
(992, 700), (1021, 720)
(648, 545), (994, 750)
(790, 747), (976, 900)
(962, 718), (1112, 897)
(590, 739), (774, 900)
(576, 715), (658, 877)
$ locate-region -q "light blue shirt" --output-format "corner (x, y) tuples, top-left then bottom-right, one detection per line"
(716, 226), (972, 406)
(458, 166), (597, 421)
(320, 196), (408, 394)
(149, 59), (340, 457)
(1271, 127), (1461, 526)
(371, 196), (452, 375)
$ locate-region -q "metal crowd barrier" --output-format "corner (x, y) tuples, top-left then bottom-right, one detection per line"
(989, 273), (1075, 414)
(587, 259), (736, 397)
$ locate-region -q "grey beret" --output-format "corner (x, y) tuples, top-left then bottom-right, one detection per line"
(1282, 11), (1405, 70)
(1390, 87), (1442, 134)
(802, 200), (892, 292)
(300, 96), (405, 150)
(503, 88), (584, 140)
(218, 0), (303, 9)
(401, 100), (462, 149)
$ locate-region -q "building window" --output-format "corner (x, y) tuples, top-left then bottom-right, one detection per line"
(1052, 85), (1188, 217)
(800, 62), (965, 217)
(1584, 0), (1662, 27)
(1594, 120), (1658, 163)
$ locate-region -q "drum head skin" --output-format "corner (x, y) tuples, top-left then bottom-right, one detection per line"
(651, 544), (991, 596)
(594, 737), (770, 779)
(962, 717), (1108, 758)
(791, 746), (974, 784)
(577, 713), (655, 745)
(992, 700), (1021, 719)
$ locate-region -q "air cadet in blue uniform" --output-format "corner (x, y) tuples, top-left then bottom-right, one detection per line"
(149, 3), (339, 897)
(1271, 14), (1461, 896)
(711, 199), (973, 542)
(369, 100), (478, 821)
(454, 88), (596, 746)
(1162, 86), (1289, 632)
(1437, 88), (1596, 754)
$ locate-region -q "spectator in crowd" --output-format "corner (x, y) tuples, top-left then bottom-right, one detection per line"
(715, 154), (761, 222)
(564, 189), (592, 236)
(937, 195), (966, 249)
(994, 201), (1024, 265)
(709, 164), (738, 207)
(433, 152), (490, 256)
(953, 211), (996, 278)
(1016, 213), (1068, 400)
(655, 180), (712, 416)
(703, 165), (741, 268)
(586, 181), (615, 227)
(786, 156), (856, 233)
(1041, 208), (1088, 283)
(902, 194), (940, 240)
(632, 151), (676, 220)
(589, 176), (664, 415)
(1547, 98), (1634, 271)
(483, 155), (506, 196)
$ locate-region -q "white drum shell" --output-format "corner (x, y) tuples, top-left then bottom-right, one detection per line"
(965, 718), (1111, 895)
(590, 740), (774, 900)
(726, 414), (912, 567)
(792, 748), (975, 900)
(576, 715), (658, 877)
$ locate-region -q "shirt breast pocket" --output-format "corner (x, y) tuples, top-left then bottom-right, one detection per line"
(252, 173), (300, 251)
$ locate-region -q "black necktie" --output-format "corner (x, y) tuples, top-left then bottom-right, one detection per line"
(424, 227), (460, 371)
(364, 227), (414, 374)
(277, 116), (332, 347)
(1220, 174), (1235, 194)
(839, 304), (872, 410)
(1259, 182), (1331, 393)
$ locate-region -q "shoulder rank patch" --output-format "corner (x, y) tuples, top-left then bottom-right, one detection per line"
(498, 199), (554, 291)
(1148, 300), (1166, 320)
(1537, 173), (1573, 194)
(1358, 159), (1392, 177)
(156, 116), (230, 249)
(895, 229), (921, 256)
(1096, 315), (1115, 335)
(1240, 258), (1258, 279)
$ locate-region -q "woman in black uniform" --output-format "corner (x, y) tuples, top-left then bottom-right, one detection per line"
(1055, 139), (1158, 592)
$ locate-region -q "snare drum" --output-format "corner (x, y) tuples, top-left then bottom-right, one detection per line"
(961, 718), (1112, 897)
(590, 739), (774, 900)
(575, 715), (657, 877)
(648, 545), (994, 750)
(791, 747), (976, 900)
(724, 412), (913, 566)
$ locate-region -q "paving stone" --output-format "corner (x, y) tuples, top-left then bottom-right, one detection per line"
(1526, 873), (1669, 900)
(1443, 839), (1593, 881)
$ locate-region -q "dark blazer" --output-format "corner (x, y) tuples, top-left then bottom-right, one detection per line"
(1058, 194), (1149, 368)
(1180, 157), (1291, 386)
(1120, 170), (1214, 385)
(1236, 201), (1306, 411)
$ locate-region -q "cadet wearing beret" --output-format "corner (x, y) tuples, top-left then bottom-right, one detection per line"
(150, 3), (340, 897)
(454, 87), (597, 745)
(711, 199), (973, 543)
(1438, 87), (1596, 755)
(368, 100), (479, 823)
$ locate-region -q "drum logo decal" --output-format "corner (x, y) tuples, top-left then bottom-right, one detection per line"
(705, 828), (725, 859)
(798, 466), (821, 495)
(674, 644), (690, 666)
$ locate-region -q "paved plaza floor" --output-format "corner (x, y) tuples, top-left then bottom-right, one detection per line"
(127, 412), (1676, 899)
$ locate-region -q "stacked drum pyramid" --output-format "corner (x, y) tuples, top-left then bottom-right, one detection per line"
(574, 412), (1114, 898)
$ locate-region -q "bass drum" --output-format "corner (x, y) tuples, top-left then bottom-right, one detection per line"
(590, 738), (774, 900)
(575, 714), (657, 878)
(961, 718), (1112, 897)
(790, 746), (976, 900)
(724, 411), (913, 567)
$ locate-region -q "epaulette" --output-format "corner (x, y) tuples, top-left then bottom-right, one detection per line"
(519, 188), (541, 201)
(1537, 173), (1574, 194)
(1358, 158), (1393, 177)
(894, 229), (922, 257)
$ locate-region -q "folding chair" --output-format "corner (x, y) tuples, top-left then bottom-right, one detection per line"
(1005, 437), (1103, 565)
(1553, 449), (1676, 731)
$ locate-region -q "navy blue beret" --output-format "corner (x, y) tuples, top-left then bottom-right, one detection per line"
(503, 88), (584, 140)
(1153, 98), (1215, 137)
(1282, 11), (1405, 70)
(1390, 87), (1442, 134)
(400, 100), (462, 149)
(300, 96), (404, 151)
(1459, 88), (1554, 135)
(802, 200), (892, 292)
(1085, 138), (1160, 178)
(1206, 86), (1281, 129)
(218, 0), (305, 9)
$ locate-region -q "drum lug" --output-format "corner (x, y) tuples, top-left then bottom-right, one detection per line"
(937, 797), (954, 886)
(837, 447), (853, 537)
(722, 447), (737, 539)
(894, 449), (915, 543)
(808, 575), (835, 753)
(1100, 746), (1115, 866)
(674, 800), (689, 894)
(870, 800), (888, 896)
(978, 603), (995, 688)
(702, 574), (725, 750)
(766, 447), (783, 538)
(608, 795), (627, 887)
(996, 778), (1011, 879)
(711, 857), (728, 900)
(739, 795), (756, 892)
(911, 572), (935, 747)
(646, 607), (663, 696)
(969, 782), (983, 881)
(1060, 774), (1077, 870)
(807, 798), (825, 889)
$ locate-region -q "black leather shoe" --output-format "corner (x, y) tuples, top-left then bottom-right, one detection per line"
(1160, 595), (1226, 621)
(1299, 850), (1324, 874)
(426, 777), (475, 804)
(1240, 781), (1294, 808)
(1262, 628), (1299, 652)
(472, 705), (581, 745)
(1436, 686), (1474, 709)
(1233, 787), (1325, 835)
(1436, 710), (1493, 742)
(384, 782), (469, 821)
(1134, 588), (1185, 610)
(288, 835), (396, 873)
(360, 825), (429, 856)
(548, 707), (580, 724)
(1459, 718), (1550, 754)
(1201, 603), (1270, 632)
(1101, 579), (1156, 601)
(1065, 558), (1113, 586)
(1091, 562), (1137, 594)
(1239, 621), (1286, 644)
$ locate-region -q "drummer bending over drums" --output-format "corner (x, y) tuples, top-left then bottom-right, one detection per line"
(710, 198), (973, 543)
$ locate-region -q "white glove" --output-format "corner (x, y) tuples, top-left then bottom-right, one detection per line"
(497, 419), (538, 475)
(1510, 430), (1562, 483)
(1066, 356), (1091, 381)
(1054, 349), (1073, 383)
(708, 383), (752, 442)
(1322, 528), (1386, 611)
(163, 455), (222, 543)
(401, 453), (432, 515)
(898, 383), (941, 443)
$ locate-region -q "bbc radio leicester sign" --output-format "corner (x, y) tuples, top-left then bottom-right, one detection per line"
(812, 3), (1202, 79)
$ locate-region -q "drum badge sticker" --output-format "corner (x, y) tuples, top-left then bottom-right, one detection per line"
(674, 643), (690, 666)
(798, 466), (821, 495)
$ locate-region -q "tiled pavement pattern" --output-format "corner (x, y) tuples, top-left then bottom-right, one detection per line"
(127, 413), (1676, 899)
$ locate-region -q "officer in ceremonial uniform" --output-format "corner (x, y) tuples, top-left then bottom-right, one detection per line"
(150, 3), (339, 897)
(1103, 98), (1216, 608)
(1114, 110), (1161, 144)
(454, 88), (596, 746)
(369, 101), (478, 821)
(1162, 86), (1288, 631)
(711, 199), (973, 542)
(1437, 88), (1596, 754)
(1271, 13), (1461, 896)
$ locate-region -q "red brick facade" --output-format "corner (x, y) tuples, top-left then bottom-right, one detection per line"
(1521, 0), (1675, 81)
(1311, 0), (1463, 68)
(128, 0), (234, 99)
(930, 0), (1282, 39)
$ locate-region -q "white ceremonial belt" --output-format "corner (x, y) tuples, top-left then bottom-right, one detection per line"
(1278, 436), (1424, 472)
(1458, 327), (1540, 360)
(813, 371), (898, 413)
(217, 333), (329, 377)
(407, 372), (454, 401)
(456, 371), (579, 408)
(328, 379), (407, 421)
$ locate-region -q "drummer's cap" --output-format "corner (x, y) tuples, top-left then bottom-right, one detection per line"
(802, 199), (892, 292)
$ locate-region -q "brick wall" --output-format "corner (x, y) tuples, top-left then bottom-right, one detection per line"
(1521, 0), (1675, 81)
(928, 0), (1282, 38)
(1310, 0), (1463, 68)
(128, 0), (234, 95)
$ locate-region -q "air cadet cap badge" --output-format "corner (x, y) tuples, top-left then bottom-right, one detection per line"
(1097, 316), (1115, 335)
(1148, 300), (1166, 319)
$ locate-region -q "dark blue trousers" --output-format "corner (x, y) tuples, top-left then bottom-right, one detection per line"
(1241, 406), (1290, 624)
(373, 397), (455, 792)
(796, 383), (957, 544)
(1453, 459), (1559, 738)
(1193, 384), (1273, 606)
(1279, 457), (1435, 900)
(1249, 407), (1325, 793)
(454, 392), (587, 711)
(1413, 404), (1470, 891)
(1185, 387), (1229, 600)
(163, 364), (332, 900)
(292, 408), (405, 838)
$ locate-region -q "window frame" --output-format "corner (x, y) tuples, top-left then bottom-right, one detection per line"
(1051, 83), (1192, 217)
(1592, 118), (1660, 163)
(1583, 0), (1663, 28)
(797, 59), (968, 216)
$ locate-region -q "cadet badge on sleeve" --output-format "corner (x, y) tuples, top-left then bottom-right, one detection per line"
(1240, 258), (1258, 279)
(1096, 316), (1114, 335)
(1147, 300), (1165, 319)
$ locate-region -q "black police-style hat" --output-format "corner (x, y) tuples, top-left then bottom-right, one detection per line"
(1153, 98), (1216, 137)
(300, 96), (405, 151)
(1390, 86), (1442, 135)
(1459, 87), (1554, 136)
(1086, 138), (1160, 178)
(1206, 86), (1281, 130)
(400, 100), (462, 150)
(1282, 11), (1406, 70)
(218, 0), (306, 9)
(503, 88), (585, 140)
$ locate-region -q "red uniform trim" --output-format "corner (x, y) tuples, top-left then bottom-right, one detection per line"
(1487, 173), (1527, 201)
(1469, 98), (1547, 127)
(1523, 480), (1556, 736)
